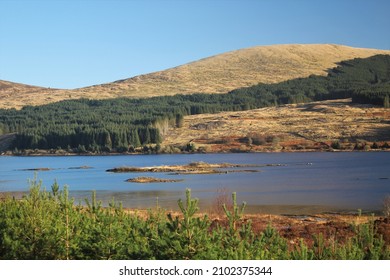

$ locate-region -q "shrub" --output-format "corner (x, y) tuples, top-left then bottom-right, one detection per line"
(331, 141), (341, 149)
(209, 188), (232, 217)
(1, 181), (389, 260)
(383, 195), (390, 218)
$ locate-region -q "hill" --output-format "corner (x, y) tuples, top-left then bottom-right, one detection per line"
(1, 54), (390, 153)
(0, 80), (61, 108)
(1, 44), (390, 109)
(162, 99), (390, 153)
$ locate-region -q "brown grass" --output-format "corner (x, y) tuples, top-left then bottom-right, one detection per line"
(162, 99), (390, 152)
(1, 44), (390, 109)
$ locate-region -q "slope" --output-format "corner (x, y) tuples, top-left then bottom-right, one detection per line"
(1, 44), (390, 109)
(162, 99), (390, 153)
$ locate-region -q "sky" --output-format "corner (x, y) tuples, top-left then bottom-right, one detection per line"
(1, 0), (390, 89)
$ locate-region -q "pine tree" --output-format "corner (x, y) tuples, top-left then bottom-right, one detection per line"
(384, 95), (390, 108)
(104, 132), (112, 150)
(175, 114), (184, 128)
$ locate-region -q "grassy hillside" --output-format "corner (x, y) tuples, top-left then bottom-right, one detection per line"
(163, 99), (390, 153)
(0, 80), (60, 109)
(1, 44), (390, 109)
(1, 54), (390, 153)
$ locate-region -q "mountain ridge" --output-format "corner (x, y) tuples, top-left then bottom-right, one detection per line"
(1, 44), (390, 109)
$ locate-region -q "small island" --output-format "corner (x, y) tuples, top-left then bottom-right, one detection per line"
(68, 166), (93, 169)
(18, 167), (53, 171)
(125, 177), (184, 183)
(107, 161), (264, 175)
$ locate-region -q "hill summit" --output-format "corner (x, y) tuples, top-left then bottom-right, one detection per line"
(1, 44), (390, 109)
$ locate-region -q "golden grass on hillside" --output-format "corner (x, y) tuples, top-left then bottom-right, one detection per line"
(1, 44), (390, 109)
(162, 99), (390, 152)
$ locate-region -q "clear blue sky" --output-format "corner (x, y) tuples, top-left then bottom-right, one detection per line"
(1, 0), (389, 89)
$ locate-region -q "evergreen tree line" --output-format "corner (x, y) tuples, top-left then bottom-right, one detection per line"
(0, 55), (389, 151)
(0, 182), (388, 260)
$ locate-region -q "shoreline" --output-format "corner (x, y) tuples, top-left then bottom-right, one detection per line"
(0, 190), (384, 217)
(1, 148), (389, 157)
(1, 190), (389, 249)
(1, 152), (388, 218)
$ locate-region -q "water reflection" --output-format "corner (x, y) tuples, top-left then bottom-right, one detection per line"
(0, 152), (389, 214)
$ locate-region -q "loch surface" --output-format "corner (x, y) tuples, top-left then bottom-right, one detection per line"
(1, 152), (389, 214)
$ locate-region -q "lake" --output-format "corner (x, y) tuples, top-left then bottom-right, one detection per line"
(0, 152), (389, 214)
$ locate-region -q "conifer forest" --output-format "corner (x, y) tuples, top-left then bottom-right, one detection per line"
(0, 55), (389, 153)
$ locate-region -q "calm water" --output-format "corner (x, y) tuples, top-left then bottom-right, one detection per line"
(0, 152), (389, 214)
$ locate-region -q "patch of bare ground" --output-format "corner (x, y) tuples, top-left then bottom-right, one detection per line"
(2, 44), (390, 109)
(162, 99), (390, 152)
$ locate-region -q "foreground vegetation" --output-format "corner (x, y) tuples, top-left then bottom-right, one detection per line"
(0, 55), (389, 153)
(0, 180), (389, 260)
